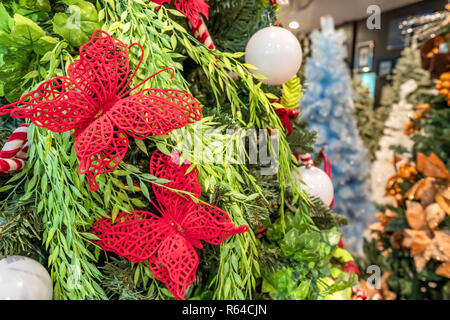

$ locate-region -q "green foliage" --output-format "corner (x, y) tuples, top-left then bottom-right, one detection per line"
(53, 0), (101, 47)
(0, 2), (63, 102)
(360, 231), (450, 299)
(280, 75), (303, 109)
(286, 117), (317, 156)
(101, 257), (174, 300)
(208, 0), (272, 54)
(260, 210), (357, 300)
(380, 47), (431, 109)
(352, 73), (390, 161)
(0, 0), (353, 301)
(0, 198), (44, 261)
(411, 94), (450, 164)
(360, 78), (450, 299)
(307, 196), (348, 230)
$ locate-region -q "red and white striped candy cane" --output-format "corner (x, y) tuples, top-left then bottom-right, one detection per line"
(0, 123), (29, 174)
(298, 153), (314, 166)
(189, 17), (215, 50)
(0, 123), (28, 159)
(270, 0), (289, 4)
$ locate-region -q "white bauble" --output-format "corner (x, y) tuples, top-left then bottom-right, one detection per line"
(245, 26), (302, 85)
(0, 256), (53, 300)
(292, 166), (334, 206)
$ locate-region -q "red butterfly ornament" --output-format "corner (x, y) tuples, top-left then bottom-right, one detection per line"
(92, 150), (249, 300)
(0, 30), (202, 191)
(151, 0), (209, 28)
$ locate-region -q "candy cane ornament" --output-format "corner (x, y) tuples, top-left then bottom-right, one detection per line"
(188, 18), (215, 50)
(0, 123), (29, 174)
(0, 123), (28, 159)
(270, 0), (289, 4)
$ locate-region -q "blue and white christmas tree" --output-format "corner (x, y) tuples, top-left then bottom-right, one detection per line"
(300, 16), (375, 253)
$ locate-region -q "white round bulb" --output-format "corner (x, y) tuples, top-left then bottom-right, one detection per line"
(0, 256), (53, 300)
(292, 166), (334, 206)
(245, 26), (302, 85)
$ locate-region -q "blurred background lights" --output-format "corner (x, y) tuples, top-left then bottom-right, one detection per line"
(289, 21), (300, 29)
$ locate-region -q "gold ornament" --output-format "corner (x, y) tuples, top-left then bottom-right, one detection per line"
(373, 152), (450, 277)
(436, 72), (450, 105)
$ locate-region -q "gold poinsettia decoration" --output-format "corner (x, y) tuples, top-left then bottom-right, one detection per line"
(403, 104), (430, 136)
(405, 153), (450, 210)
(369, 209), (397, 233)
(400, 153), (450, 277)
(384, 156), (419, 202)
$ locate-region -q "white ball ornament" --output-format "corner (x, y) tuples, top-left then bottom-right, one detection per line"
(0, 256), (53, 300)
(245, 26), (302, 85)
(292, 165), (334, 207)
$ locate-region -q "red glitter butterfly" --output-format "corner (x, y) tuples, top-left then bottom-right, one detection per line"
(92, 150), (249, 300)
(0, 30), (202, 191)
(152, 0), (209, 28)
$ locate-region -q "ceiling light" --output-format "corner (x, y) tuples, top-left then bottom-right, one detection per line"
(289, 21), (299, 29)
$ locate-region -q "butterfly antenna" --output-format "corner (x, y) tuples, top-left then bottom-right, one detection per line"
(119, 43), (175, 98)
(148, 196), (165, 216)
(118, 42), (145, 97)
(120, 67), (175, 97)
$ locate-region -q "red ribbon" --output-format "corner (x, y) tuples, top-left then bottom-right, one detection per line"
(274, 108), (299, 135)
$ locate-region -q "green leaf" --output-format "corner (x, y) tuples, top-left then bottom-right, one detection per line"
(223, 276), (231, 298)
(131, 198), (146, 207)
(156, 142), (171, 156)
(80, 232), (101, 241)
(112, 170), (129, 176)
(0, 3), (13, 32)
(243, 63), (258, 70)
(0, 184), (14, 192)
(34, 36), (58, 55)
(134, 138), (148, 155)
(52, 1), (100, 48)
(10, 14), (45, 47)
(332, 247), (354, 263)
(265, 93), (279, 100)
(22, 70), (38, 79)
(18, 0), (51, 12)
(167, 8), (186, 17)
(140, 181), (150, 199)
(63, 0), (98, 22)
(261, 268), (295, 299)
(294, 281), (309, 300)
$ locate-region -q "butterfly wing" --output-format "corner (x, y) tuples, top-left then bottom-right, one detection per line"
(0, 77), (95, 132)
(67, 30), (130, 107)
(148, 232), (199, 300)
(174, 0), (209, 27)
(92, 211), (173, 263)
(1, 30), (131, 127)
(108, 88), (202, 139)
(151, 0), (171, 5)
(182, 202), (249, 245)
(148, 149), (201, 216)
(74, 115), (129, 191)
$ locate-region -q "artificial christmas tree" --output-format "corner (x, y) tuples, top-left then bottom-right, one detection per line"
(0, 0), (356, 300)
(371, 47), (433, 206)
(300, 15), (375, 253)
(351, 73), (389, 162)
(361, 24), (450, 298)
